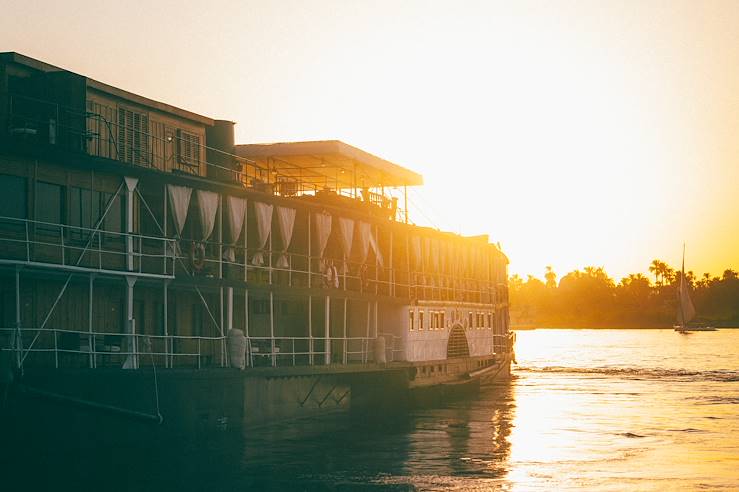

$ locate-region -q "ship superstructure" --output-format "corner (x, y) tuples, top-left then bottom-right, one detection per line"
(0, 52), (512, 427)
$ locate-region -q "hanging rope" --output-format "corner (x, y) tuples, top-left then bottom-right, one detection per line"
(147, 337), (164, 424)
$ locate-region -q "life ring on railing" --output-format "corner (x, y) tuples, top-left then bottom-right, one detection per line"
(190, 241), (206, 272)
(322, 261), (335, 288)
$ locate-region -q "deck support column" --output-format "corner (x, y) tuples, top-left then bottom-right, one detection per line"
(14, 267), (22, 372)
(343, 297), (347, 364)
(308, 295), (313, 365)
(244, 289), (250, 367)
(220, 286), (225, 367)
(324, 295), (330, 365)
(88, 274), (95, 368)
(269, 291), (275, 367)
(124, 177), (138, 272)
(163, 280), (169, 368)
(125, 276), (138, 369)
(365, 300), (370, 363)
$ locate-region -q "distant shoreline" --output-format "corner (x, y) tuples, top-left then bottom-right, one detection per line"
(512, 324), (738, 330)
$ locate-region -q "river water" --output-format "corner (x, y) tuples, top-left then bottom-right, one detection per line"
(7, 329), (739, 491)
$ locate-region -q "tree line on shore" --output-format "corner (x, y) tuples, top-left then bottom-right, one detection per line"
(509, 261), (739, 328)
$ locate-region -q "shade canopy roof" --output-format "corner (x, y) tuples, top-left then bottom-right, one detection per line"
(235, 140), (423, 189)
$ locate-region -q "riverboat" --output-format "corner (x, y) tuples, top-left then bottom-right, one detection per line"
(0, 52), (513, 431)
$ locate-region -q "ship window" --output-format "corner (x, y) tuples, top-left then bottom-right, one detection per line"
(192, 304), (203, 337)
(176, 129), (201, 173)
(35, 181), (64, 233)
(101, 192), (124, 235)
(409, 309), (415, 331)
(488, 313), (493, 329)
(440, 312), (446, 329)
(419, 310), (425, 330)
(252, 299), (269, 315)
(117, 107), (150, 166)
(468, 311), (473, 329)
(0, 175), (27, 219)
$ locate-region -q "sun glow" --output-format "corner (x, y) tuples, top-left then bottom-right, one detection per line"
(3, 0), (738, 279)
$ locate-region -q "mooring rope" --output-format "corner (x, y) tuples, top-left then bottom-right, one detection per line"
(147, 338), (163, 424)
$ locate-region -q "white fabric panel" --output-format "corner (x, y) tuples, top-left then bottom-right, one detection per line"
(338, 217), (354, 258)
(369, 229), (384, 268)
(166, 184), (192, 237)
(195, 190), (219, 240)
(275, 206), (296, 268)
(313, 212), (332, 258)
(357, 222), (371, 263)
(337, 217), (354, 267)
(251, 201), (274, 266)
(223, 196), (246, 262)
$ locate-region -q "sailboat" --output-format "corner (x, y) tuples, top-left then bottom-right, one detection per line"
(674, 245), (717, 332)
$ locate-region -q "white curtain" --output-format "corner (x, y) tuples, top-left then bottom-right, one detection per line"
(195, 190), (219, 241)
(313, 212), (332, 258)
(166, 184), (192, 237)
(275, 206), (296, 268)
(338, 217), (354, 272)
(223, 196), (246, 262)
(357, 222), (371, 264)
(369, 228), (384, 268)
(251, 201), (273, 266)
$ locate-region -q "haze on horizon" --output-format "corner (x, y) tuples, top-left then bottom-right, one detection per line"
(2, 0), (737, 281)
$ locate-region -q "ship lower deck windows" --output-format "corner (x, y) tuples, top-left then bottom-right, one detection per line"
(35, 181), (64, 233)
(0, 175), (27, 219)
(409, 309), (415, 331)
(419, 310), (425, 330)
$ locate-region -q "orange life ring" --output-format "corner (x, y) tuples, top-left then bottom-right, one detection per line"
(190, 241), (206, 271)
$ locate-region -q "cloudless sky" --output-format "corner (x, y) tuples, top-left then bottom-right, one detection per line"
(2, 0), (738, 281)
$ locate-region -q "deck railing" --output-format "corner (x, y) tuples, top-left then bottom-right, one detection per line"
(0, 216), (176, 277)
(0, 328), (393, 370)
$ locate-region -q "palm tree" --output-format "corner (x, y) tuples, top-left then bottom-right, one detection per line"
(649, 259), (661, 286)
(544, 265), (557, 288)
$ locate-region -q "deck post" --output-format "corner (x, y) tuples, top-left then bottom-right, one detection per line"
(324, 295), (330, 365)
(269, 291), (275, 367)
(308, 295), (313, 365)
(163, 183), (168, 274)
(220, 286), (225, 367)
(307, 212), (312, 288)
(244, 289), (250, 366)
(343, 297), (347, 364)
(88, 274), (95, 368)
(163, 280), (169, 368)
(125, 276), (138, 369)
(124, 177), (138, 272)
(365, 301), (370, 363)
(247, 204), (249, 283)
(14, 267), (22, 371)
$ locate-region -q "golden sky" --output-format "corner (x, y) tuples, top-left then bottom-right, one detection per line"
(2, 0), (738, 281)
